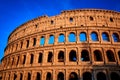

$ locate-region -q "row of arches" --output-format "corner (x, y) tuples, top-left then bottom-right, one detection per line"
(40, 32), (120, 45)
(6, 31), (120, 54)
(3, 49), (120, 68)
(7, 71), (120, 80)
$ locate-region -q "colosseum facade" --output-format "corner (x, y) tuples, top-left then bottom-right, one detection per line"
(0, 9), (120, 80)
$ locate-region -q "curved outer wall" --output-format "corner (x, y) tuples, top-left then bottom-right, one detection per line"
(0, 9), (120, 80)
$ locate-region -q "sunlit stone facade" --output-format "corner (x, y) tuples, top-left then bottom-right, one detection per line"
(0, 9), (120, 80)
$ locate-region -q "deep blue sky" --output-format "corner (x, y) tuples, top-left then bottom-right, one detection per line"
(0, 0), (120, 60)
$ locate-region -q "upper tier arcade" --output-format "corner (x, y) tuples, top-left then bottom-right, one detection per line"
(8, 9), (120, 44)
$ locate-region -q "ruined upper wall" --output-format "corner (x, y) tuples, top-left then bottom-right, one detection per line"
(8, 9), (120, 44)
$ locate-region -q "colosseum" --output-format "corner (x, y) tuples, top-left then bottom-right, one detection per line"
(0, 9), (120, 80)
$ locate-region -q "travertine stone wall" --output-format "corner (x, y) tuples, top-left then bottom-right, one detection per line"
(0, 9), (120, 80)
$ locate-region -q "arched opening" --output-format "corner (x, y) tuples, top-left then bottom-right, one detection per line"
(58, 51), (64, 62)
(110, 72), (120, 80)
(102, 32), (109, 41)
(33, 38), (36, 46)
(118, 51), (120, 60)
(12, 57), (14, 66)
(13, 74), (17, 80)
(57, 72), (64, 80)
(58, 34), (65, 43)
(91, 32), (98, 41)
(16, 56), (19, 66)
(69, 17), (73, 22)
(26, 40), (29, 48)
(81, 50), (90, 61)
(40, 36), (45, 45)
(48, 52), (53, 62)
(20, 73), (23, 80)
(48, 35), (54, 44)
(69, 50), (77, 62)
(69, 72), (78, 80)
(0, 76), (2, 80)
(36, 72), (41, 80)
(112, 33), (120, 42)
(110, 17), (114, 22)
(94, 50), (103, 61)
(106, 50), (115, 62)
(97, 72), (107, 80)
(90, 16), (94, 21)
(38, 53), (43, 63)
(23, 55), (26, 64)
(30, 54), (34, 64)
(28, 73), (31, 80)
(20, 41), (23, 49)
(80, 32), (87, 42)
(68, 32), (76, 42)
(46, 72), (52, 80)
(83, 72), (92, 80)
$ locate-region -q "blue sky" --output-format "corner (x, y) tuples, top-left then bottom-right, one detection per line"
(0, 0), (120, 60)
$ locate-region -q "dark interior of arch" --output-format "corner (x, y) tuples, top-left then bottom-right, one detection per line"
(58, 51), (64, 62)
(83, 72), (92, 80)
(30, 54), (34, 64)
(28, 73), (31, 80)
(69, 72), (78, 80)
(36, 72), (41, 80)
(13, 74), (17, 80)
(23, 55), (26, 64)
(106, 50), (115, 62)
(110, 72), (120, 80)
(81, 50), (90, 61)
(20, 73), (23, 80)
(57, 72), (64, 80)
(46, 72), (52, 80)
(94, 50), (103, 61)
(97, 72), (106, 80)
(48, 52), (53, 62)
(38, 53), (43, 63)
(69, 50), (77, 61)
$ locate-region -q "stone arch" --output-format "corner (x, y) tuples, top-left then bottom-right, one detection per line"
(58, 51), (64, 62)
(47, 52), (53, 62)
(23, 55), (26, 64)
(48, 35), (54, 44)
(20, 73), (23, 80)
(57, 72), (64, 80)
(110, 72), (120, 80)
(83, 72), (92, 80)
(69, 50), (77, 62)
(33, 38), (36, 46)
(36, 72), (41, 80)
(102, 32), (109, 41)
(68, 32), (76, 42)
(90, 16), (94, 21)
(27, 72), (31, 80)
(13, 73), (17, 80)
(79, 32), (87, 42)
(46, 72), (52, 80)
(106, 50), (115, 62)
(112, 33), (120, 42)
(97, 72), (107, 80)
(69, 72), (78, 80)
(81, 50), (90, 61)
(58, 33), (65, 43)
(38, 53), (43, 63)
(91, 31), (99, 41)
(30, 54), (34, 64)
(94, 50), (103, 61)
(40, 36), (45, 45)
